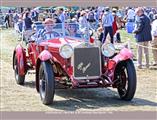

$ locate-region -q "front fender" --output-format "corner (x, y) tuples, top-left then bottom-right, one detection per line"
(13, 44), (26, 76)
(35, 50), (52, 92)
(38, 50), (52, 61)
(107, 48), (133, 70)
(113, 48), (133, 63)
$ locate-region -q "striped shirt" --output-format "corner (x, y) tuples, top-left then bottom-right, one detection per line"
(37, 29), (55, 40)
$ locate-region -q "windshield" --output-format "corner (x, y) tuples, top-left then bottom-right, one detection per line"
(33, 22), (90, 42)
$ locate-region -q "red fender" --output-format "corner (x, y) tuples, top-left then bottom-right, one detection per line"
(38, 50), (52, 61)
(106, 48), (134, 81)
(35, 50), (52, 92)
(107, 48), (133, 70)
(14, 44), (26, 76)
(113, 47), (133, 63)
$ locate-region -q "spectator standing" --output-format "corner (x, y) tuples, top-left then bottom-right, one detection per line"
(58, 8), (65, 23)
(23, 12), (33, 42)
(112, 9), (118, 36)
(126, 7), (135, 22)
(17, 15), (23, 33)
(79, 10), (90, 41)
(23, 12), (33, 30)
(76, 10), (81, 20)
(112, 9), (121, 43)
(13, 12), (19, 32)
(31, 9), (38, 22)
(133, 7), (152, 69)
(53, 14), (62, 23)
(87, 9), (97, 30)
(102, 7), (114, 43)
(79, 11), (88, 29)
(4, 13), (10, 28)
(151, 14), (157, 66)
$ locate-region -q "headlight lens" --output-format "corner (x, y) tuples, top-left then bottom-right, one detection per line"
(59, 44), (73, 59)
(101, 43), (115, 57)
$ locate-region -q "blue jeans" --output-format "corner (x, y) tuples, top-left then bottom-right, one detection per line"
(103, 26), (113, 43)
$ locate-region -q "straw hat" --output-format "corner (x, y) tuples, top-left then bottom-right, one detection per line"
(43, 18), (54, 24)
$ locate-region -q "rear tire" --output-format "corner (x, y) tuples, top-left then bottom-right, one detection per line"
(13, 55), (25, 85)
(39, 61), (55, 105)
(116, 59), (136, 101)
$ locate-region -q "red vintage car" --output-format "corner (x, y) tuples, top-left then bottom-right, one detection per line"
(13, 23), (136, 105)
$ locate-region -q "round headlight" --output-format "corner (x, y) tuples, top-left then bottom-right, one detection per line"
(101, 43), (115, 57)
(59, 44), (73, 59)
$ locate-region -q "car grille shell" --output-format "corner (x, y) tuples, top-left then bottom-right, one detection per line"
(73, 46), (101, 79)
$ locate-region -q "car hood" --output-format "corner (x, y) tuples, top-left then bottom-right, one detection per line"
(39, 37), (84, 48)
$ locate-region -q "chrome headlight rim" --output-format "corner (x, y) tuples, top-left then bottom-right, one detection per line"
(59, 44), (74, 59)
(101, 43), (115, 57)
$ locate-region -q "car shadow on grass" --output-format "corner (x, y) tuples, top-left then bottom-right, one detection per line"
(49, 88), (157, 111)
(23, 81), (157, 111)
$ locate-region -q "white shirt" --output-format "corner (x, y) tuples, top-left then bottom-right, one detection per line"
(127, 9), (135, 20)
(151, 19), (157, 37)
(79, 16), (88, 29)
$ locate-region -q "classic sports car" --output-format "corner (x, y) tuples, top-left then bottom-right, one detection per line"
(13, 23), (136, 105)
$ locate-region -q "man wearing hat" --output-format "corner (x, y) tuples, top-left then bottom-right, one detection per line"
(79, 10), (88, 29)
(37, 18), (59, 41)
(102, 7), (114, 43)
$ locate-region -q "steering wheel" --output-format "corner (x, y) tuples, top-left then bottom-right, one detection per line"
(44, 31), (61, 37)
(35, 30), (61, 44)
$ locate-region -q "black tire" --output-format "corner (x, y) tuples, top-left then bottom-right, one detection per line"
(39, 61), (55, 105)
(116, 59), (136, 101)
(13, 55), (25, 85)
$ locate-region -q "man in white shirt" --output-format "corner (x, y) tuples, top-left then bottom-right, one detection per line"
(127, 7), (135, 22)
(79, 11), (88, 29)
(151, 14), (157, 65)
(78, 11), (90, 41)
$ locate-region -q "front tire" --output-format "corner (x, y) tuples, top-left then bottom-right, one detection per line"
(39, 61), (55, 105)
(13, 55), (25, 85)
(116, 59), (136, 101)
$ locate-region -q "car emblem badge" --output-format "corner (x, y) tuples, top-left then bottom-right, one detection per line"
(77, 62), (91, 73)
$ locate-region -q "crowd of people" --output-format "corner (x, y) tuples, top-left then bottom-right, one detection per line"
(1, 6), (157, 68)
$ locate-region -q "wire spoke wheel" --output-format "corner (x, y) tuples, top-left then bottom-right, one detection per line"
(39, 61), (55, 105)
(116, 60), (136, 101)
(13, 55), (25, 85)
